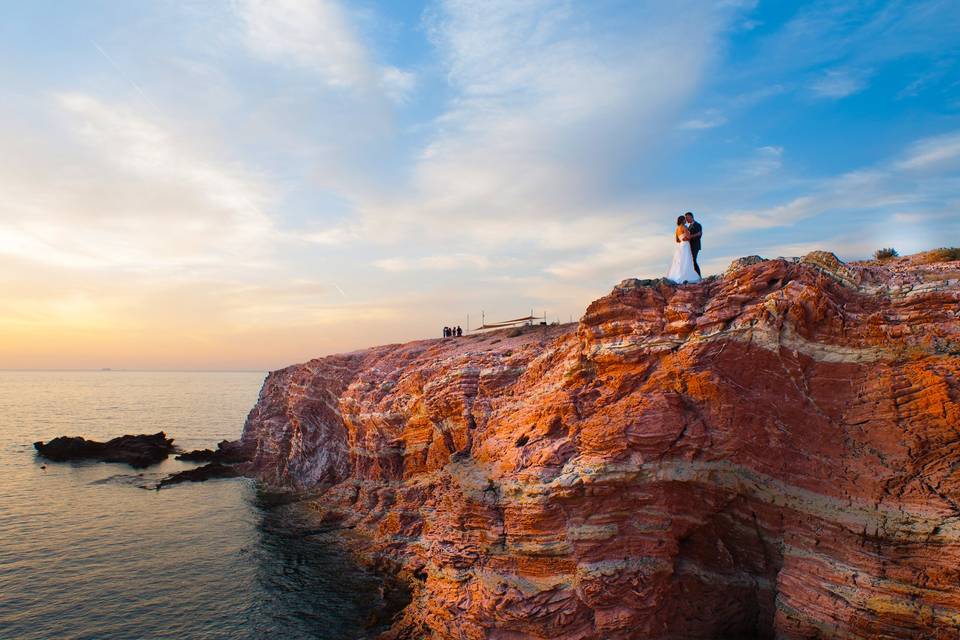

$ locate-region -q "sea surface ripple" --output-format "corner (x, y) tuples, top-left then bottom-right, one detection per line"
(0, 371), (387, 640)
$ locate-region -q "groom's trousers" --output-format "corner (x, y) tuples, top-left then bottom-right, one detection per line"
(692, 248), (701, 276)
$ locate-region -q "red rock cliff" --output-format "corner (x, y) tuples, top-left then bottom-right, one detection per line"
(241, 250), (960, 639)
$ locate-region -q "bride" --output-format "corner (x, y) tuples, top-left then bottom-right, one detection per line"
(667, 215), (701, 284)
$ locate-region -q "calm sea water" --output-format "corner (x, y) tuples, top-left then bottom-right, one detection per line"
(0, 371), (389, 640)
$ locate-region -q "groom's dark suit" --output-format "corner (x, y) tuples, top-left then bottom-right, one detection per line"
(688, 221), (702, 275)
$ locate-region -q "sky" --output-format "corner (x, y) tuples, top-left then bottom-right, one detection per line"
(1, 0), (959, 370)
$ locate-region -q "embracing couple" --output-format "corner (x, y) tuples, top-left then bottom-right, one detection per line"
(666, 211), (702, 284)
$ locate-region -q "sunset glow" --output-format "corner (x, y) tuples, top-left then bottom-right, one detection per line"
(3, 1), (959, 369)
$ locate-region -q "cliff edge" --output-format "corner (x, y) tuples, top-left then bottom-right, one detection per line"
(241, 250), (960, 639)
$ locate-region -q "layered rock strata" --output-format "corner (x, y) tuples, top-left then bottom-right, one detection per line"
(241, 251), (960, 639)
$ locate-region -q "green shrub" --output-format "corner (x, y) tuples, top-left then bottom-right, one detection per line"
(873, 247), (898, 260)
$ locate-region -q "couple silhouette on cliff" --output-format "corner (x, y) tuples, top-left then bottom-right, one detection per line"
(666, 211), (703, 284)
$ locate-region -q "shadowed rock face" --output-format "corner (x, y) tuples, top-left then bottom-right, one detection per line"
(240, 251), (960, 639)
(34, 432), (176, 468)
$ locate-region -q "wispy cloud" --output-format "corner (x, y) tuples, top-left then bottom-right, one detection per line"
(349, 0), (743, 249)
(760, 1), (959, 72)
(0, 93), (274, 271)
(724, 131), (960, 230)
(238, 0), (368, 86)
(741, 145), (784, 176)
(298, 225), (360, 246)
(897, 132), (960, 170)
(726, 195), (819, 230)
(890, 210), (956, 224)
(236, 0), (414, 102)
(679, 109), (728, 130)
(379, 66), (417, 104)
(809, 67), (871, 99)
(374, 253), (493, 272)
(544, 235), (671, 281)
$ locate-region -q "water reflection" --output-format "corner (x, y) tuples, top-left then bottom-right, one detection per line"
(245, 488), (396, 640)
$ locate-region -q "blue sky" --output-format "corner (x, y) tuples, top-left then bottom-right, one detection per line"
(1, 0), (959, 369)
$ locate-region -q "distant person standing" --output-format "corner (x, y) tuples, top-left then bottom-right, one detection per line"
(684, 211), (703, 276)
(456, 326), (463, 337)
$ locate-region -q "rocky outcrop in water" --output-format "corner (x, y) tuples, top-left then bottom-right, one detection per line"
(176, 439), (252, 464)
(34, 432), (176, 468)
(157, 462), (241, 488)
(158, 440), (251, 488)
(240, 250), (960, 639)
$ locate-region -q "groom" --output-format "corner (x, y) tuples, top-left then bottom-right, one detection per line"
(684, 211), (702, 276)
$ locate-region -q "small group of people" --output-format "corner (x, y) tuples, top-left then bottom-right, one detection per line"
(443, 326), (463, 338)
(666, 211), (703, 284)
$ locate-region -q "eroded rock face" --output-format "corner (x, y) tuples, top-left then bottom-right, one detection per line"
(240, 251), (960, 639)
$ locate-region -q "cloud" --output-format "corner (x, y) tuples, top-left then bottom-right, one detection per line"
(723, 131), (960, 231)
(346, 0), (743, 248)
(379, 66), (417, 103)
(678, 85), (785, 136)
(374, 253), (492, 271)
(6, 1), (758, 367)
(890, 210), (956, 224)
(809, 67), (871, 99)
(237, 0), (372, 87)
(9, 0), (958, 369)
(726, 195), (818, 229)
(679, 109), (728, 130)
(761, 1), (959, 73)
(236, 0), (415, 103)
(299, 225), (360, 245)
(740, 145), (784, 177)
(896, 59), (954, 100)
(896, 132), (960, 170)
(0, 92), (275, 271)
(544, 235), (671, 281)
(313, 0), (758, 312)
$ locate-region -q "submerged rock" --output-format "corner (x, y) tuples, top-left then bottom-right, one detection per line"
(34, 432), (175, 468)
(157, 462), (240, 489)
(239, 250), (960, 639)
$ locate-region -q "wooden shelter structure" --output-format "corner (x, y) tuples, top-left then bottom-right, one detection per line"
(472, 312), (546, 331)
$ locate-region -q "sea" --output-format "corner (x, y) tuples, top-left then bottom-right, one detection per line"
(0, 371), (391, 640)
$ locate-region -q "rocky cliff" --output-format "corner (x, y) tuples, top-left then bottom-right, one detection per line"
(240, 250), (960, 639)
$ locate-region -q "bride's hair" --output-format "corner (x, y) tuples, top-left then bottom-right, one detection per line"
(676, 215), (686, 226)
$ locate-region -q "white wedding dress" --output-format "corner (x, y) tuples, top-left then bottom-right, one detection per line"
(667, 237), (701, 284)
